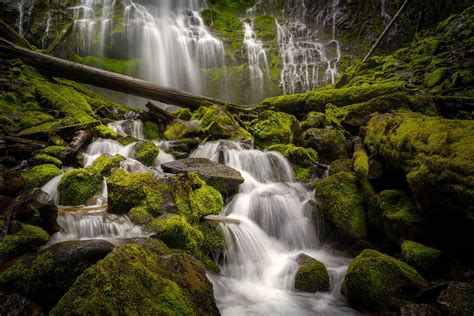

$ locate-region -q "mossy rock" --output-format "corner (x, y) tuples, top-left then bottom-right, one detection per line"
(294, 255), (330, 293)
(143, 121), (161, 140)
(30, 153), (62, 168)
(118, 135), (138, 146)
(0, 222), (49, 264)
(91, 154), (126, 176)
(437, 282), (474, 315)
(19, 111), (54, 129)
(93, 124), (117, 139)
(164, 120), (202, 141)
(342, 249), (428, 311)
(252, 110), (301, 149)
(401, 240), (443, 276)
(146, 215), (204, 256)
(133, 141), (159, 166)
(0, 240), (114, 311)
(377, 190), (423, 243)
(316, 172), (367, 240)
(50, 244), (219, 315)
(266, 144), (318, 181)
(21, 164), (62, 190)
(58, 167), (102, 206)
(330, 159), (354, 174)
(299, 128), (347, 163)
(353, 147), (369, 180)
(172, 108), (192, 120)
(300, 112), (334, 130)
(193, 105), (253, 141)
(40, 146), (65, 159)
(128, 206), (153, 226)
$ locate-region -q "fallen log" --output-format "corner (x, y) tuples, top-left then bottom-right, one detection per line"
(203, 215), (241, 225)
(0, 38), (254, 113)
(145, 101), (177, 123)
(62, 130), (92, 161)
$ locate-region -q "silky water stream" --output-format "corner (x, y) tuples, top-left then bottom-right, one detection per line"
(191, 140), (357, 315)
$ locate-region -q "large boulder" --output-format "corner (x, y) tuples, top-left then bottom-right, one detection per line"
(91, 154), (126, 176)
(299, 127), (347, 163)
(342, 249), (428, 311)
(58, 167), (102, 206)
(50, 244), (219, 315)
(251, 110), (301, 149)
(365, 111), (474, 255)
(162, 158), (244, 196)
(315, 172), (367, 240)
(0, 240), (114, 311)
(401, 240), (443, 277)
(437, 282), (474, 315)
(294, 254), (330, 293)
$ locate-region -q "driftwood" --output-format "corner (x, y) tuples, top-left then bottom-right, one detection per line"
(0, 38), (254, 113)
(362, 0), (410, 63)
(62, 130), (92, 160)
(145, 101), (177, 122)
(203, 215), (241, 225)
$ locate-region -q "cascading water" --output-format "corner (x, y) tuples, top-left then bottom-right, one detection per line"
(40, 11), (52, 49)
(41, 173), (64, 206)
(192, 141), (357, 315)
(276, 0), (341, 94)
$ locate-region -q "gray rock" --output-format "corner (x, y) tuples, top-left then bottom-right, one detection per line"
(162, 158), (244, 196)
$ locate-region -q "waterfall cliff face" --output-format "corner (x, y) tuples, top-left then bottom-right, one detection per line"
(191, 141), (357, 315)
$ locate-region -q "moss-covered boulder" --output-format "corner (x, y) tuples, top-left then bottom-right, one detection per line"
(128, 206), (154, 226)
(193, 105), (253, 141)
(377, 190), (423, 243)
(172, 108), (193, 120)
(133, 141), (159, 166)
(353, 146), (369, 180)
(266, 144), (318, 181)
(330, 159), (354, 174)
(50, 244), (219, 315)
(294, 254), (330, 293)
(365, 111), (473, 252)
(164, 120), (202, 141)
(92, 124), (117, 139)
(58, 167), (102, 206)
(30, 153), (62, 168)
(252, 110), (301, 148)
(146, 215), (204, 256)
(300, 112), (334, 130)
(342, 249), (428, 311)
(91, 154), (126, 176)
(0, 221), (49, 264)
(401, 240), (443, 276)
(21, 164), (62, 190)
(40, 146), (65, 159)
(143, 121), (161, 140)
(0, 240), (114, 311)
(299, 128), (347, 163)
(437, 282), (474, 315)
(316, 172), (367, 240)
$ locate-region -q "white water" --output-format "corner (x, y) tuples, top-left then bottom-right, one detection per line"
(108, 119), (144, 140)
(40, 11), (52, 49)
(276, 0), (341, 94)
(192, 141), (356, 315)
(41, 173), (64, 206)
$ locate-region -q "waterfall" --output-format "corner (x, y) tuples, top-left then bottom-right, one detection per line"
(83, 139), (135, 166)
(41, 173), (64, 206)
(276, 0), (341, 94)
(48, 206), (147, 245)
(107, 119), (144, 140)
(40, 11), (52, 49)
(192, 141), (356, 315)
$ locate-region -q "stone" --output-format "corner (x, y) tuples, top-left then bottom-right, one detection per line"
(437, 282), (474, 315)
(294, 254), (330, 293)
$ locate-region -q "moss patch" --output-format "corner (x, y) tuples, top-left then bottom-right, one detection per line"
(21, 164), (62, 190)
(58, 167), (102, 206)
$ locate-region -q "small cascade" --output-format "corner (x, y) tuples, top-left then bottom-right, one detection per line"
(192, 141), (356, 315)
(40, 11), (52, 49)
(48, 206), (147, 245)
(277, 0), (341, 94)
(83, 139), (135, 166)
(108, 119), (144, 140)
(380, 0), (391, 24)
(242, 16), (270, 103)
(41, 173), (64, 206)
(153, 141), (175, 166)
(17, 0), (25, 35)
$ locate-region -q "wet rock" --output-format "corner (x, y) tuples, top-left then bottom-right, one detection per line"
(0, 239), (115, 311)
(21, 188), (59, 234)
(21, 164), (62, 190)
(0, 292), (43, 316)
(58, 167), (102, 206)
(0, 170), (25, 196)
(437, 282), (474, 315)
(162, 157), (244, 196)
(294, 254), (330, 293)
(266, 144), (318, 181)
(401, 240), (444, 277)
(299, 127), (347, 163)
(342, 249), (428, 312)
(330, 159), (353, 174)
(164, 120), (202, 141)
(91, 153), (126, 176)
(133, 140), (159, 166)
(251, 110), (301, 149)
(400, 303), (441, 316)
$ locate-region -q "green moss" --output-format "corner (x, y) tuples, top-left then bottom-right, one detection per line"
(21, 164), (62, 189)
(0, 223), (49, 263)
(118, 135), (138, 146)
(30, 153), (62, 168)
(164, 120), (202, 141)
(40, 146), (65, 158)
(198, 222), (225, 270)
(316, 172), (367, 240)
(19, 111), (54, 129)
(147, 215), (204, 256)
(438, 282), (474, 315)
(143, 121), (161, 140)
(93, 124), (118, 139)
(133, 141), (159, 166)
(58, 167), (102, 206)
(252, 110), (301, 148)
(401, 240), (442, 273)
(128, 206), (154, 226)
(353, 148), (369, 179)
(424, 67), (448, 88)
(300, 112), (333, 130)
(330, 159), (354, 174)
(294, 259), (330, 293)
(299, 128), (346, 163)
(73, 55), (141, 76)
(267, 144), (318, 181)
(91, 154), (126, 176)
(172, 108), (193, 120)
(342, 249), (428, 311)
